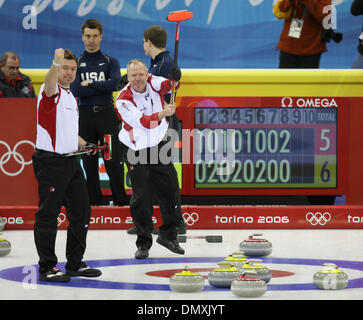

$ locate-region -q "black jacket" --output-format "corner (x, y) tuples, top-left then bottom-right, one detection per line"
(149, 51), (174, 104)
(0, 71), (36, 98)
(148, 51), (179, 131)
(70, 50), (121, 107)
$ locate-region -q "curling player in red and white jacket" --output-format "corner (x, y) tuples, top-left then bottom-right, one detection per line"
(115, 59), (184, 259)
(33, 48), (102, 281)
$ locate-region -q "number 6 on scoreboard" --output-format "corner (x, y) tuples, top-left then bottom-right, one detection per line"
(321, 161), (331, 183)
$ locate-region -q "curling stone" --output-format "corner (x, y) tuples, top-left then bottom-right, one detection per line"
(0, 217), (5, 231)
(313, 263), (348, 290)
(232, 251), (245, 259)
(169, 267), (205, 292)
(231, 271), (267, 298)
(0, 235), (11, 257)
(223, 255), (248, 268)
(208, 266), (240, 288)
(216, 262), (234, 269)
(238, 259), (272, 283)
(239, 233), (272, 257)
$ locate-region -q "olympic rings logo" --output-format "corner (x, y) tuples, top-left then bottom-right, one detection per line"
(305, 212), (331, 226)
(0, 140), (35, 176)
(57, 213), (67, 227)
(182, 212), (199, 226)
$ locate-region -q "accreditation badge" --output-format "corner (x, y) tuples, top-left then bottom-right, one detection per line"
(288, 18), (304, 39)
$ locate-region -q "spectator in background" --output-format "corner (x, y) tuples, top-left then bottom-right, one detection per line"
(273, 0), (331, 68)
(0, 51), (36, 97)
(351, 0), (363, 68)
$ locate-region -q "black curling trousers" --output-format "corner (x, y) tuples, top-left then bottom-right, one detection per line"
(279, 50), (322, 69)
(32, 150), (90, 274)
(123, 145), (180, 250)
(79, 107), (127, 206)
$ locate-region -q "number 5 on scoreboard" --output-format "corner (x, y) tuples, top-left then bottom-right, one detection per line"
(320, 129), (331, 151)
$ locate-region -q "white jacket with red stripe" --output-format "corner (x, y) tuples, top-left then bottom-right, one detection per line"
(115, 74), (178, 151)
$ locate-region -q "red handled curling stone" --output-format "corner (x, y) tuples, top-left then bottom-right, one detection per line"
(313, 263), (348, 290)
(208, 266), (240, 288)
(238, 259), (271, 283)
(231, 271), (267, 298)
(169, 267), (205, 292)
(0, 234), (11, 257)
(239, 233), (272, 257)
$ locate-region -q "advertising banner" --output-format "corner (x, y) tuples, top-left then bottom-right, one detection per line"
(0, 0), (356, 69)
(1, 205), (363, 230)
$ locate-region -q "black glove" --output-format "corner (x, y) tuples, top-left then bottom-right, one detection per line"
(84, 142), (98, 156)
(168, 65), (181, 81)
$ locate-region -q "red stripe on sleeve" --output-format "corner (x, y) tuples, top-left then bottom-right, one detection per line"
(139, 112), (160, 129)
(160, 79), (180, 96)
(38, 89), (60, 151)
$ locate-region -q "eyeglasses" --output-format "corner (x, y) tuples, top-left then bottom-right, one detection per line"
(6, 65), (21, 71)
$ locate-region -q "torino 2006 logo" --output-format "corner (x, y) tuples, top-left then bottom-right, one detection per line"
(0, 140), (35, 176)
(306, 212), (331, 226)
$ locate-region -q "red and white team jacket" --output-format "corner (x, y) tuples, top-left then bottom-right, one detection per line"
(35, 83), (79, 154)
(115, 75), (179, 151)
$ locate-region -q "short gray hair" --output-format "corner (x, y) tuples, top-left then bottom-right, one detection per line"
(127, 59), (147, 71)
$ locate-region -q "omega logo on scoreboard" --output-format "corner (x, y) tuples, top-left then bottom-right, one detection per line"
(281, 97), (338, 108)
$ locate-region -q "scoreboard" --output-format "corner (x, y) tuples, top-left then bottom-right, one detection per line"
(194, 107), (336, 189)
(176, 96), (348, 197)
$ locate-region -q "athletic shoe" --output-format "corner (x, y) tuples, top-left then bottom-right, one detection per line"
(156, 236), (185, 255)
(39, 267), (71, 282)
(127, 226), (138, 234)
(66, 262), (102, 277)
(135, 247), (149, 259)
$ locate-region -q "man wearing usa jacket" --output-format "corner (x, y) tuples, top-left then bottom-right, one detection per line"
(71, 19), (127, 206)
